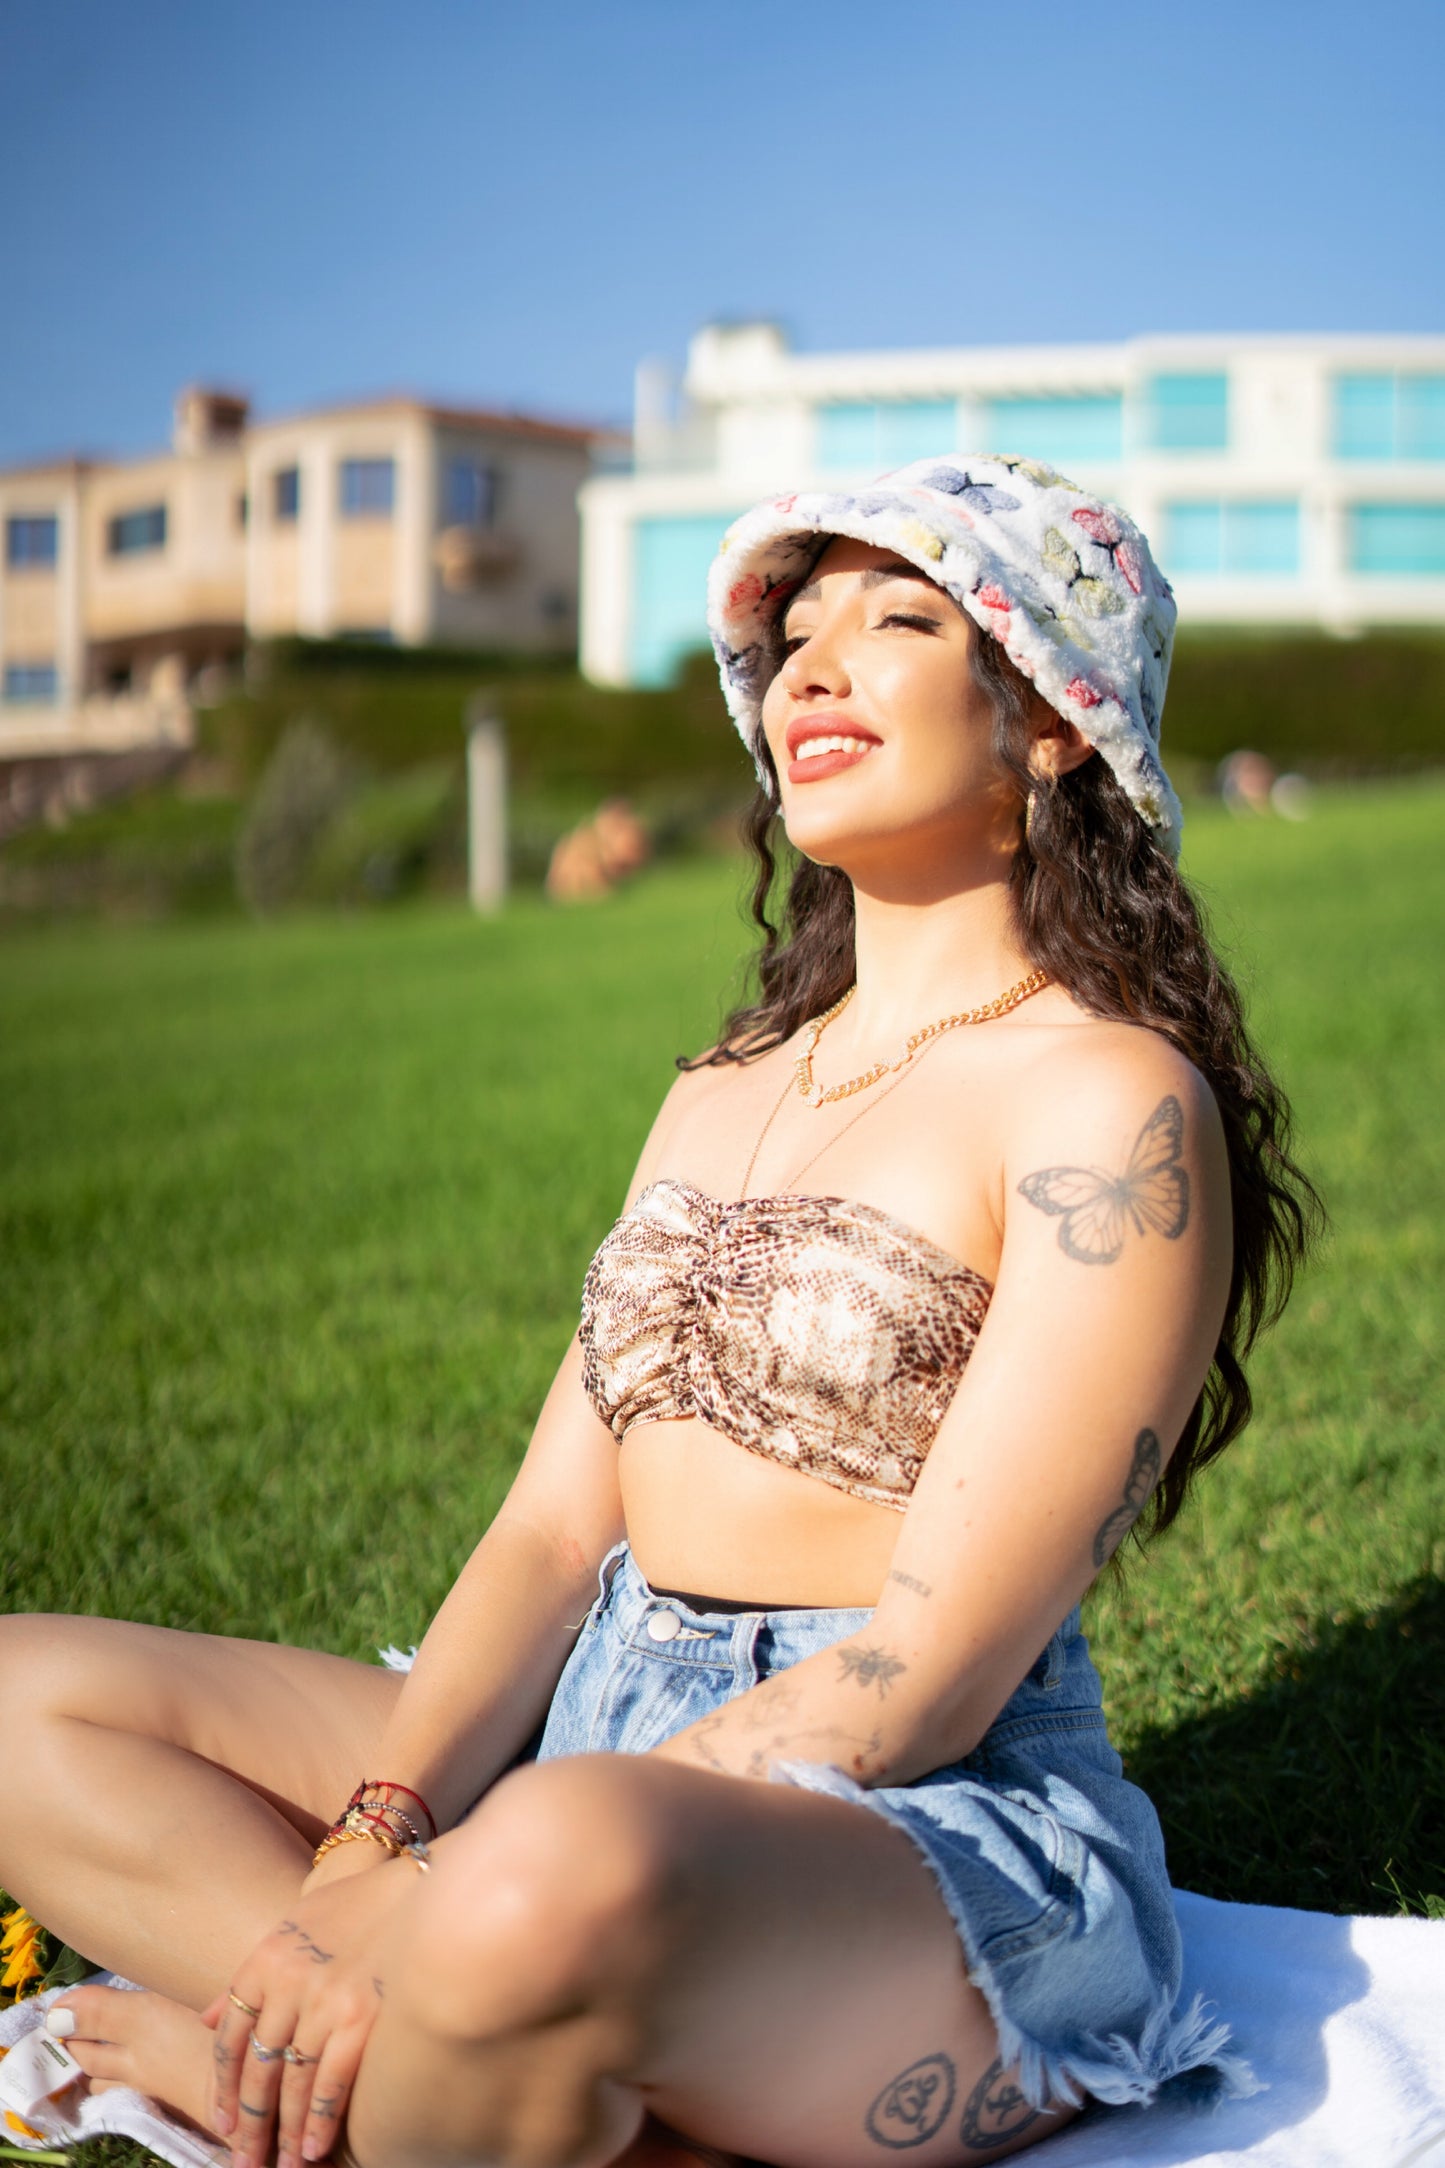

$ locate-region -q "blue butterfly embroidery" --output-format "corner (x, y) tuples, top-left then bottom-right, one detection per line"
(917, 467), (1022, 516)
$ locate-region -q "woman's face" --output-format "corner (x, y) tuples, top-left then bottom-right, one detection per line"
(759, 537), (1020, 881)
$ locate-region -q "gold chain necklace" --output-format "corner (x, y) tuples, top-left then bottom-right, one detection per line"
(738, 965), (1050, 1201)
(793, 967), (1050, 1110)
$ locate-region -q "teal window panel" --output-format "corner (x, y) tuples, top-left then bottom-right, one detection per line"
(816, 400), (957, 472)
(1399, 377), (1445, 460)
(1163, 499), (1300, 576)
(875, 400), (958, 467)
(632, 512), (742, 687)
(1163, 501), (1223, 574)
(1228, 501), (1300, 573)
(1347, 503), (1445, 574)
(1336, 374), (1445, 461)
(1334, 375), (1396, 458)
(980, 393), (1123, 467)
(1145, 373), (1228, 451)
(816, 404), (878, 471)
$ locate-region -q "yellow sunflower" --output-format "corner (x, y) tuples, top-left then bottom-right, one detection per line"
(0, 1906), (45, 1999)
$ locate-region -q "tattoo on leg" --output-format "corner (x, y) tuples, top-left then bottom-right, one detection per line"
(837, 1644), (907, 1697)
(959, 2059), (1041, 2150)
(372, 1976), (386, 1999)
(864, 2053), (957, 2148)
(1092, 1427), (1162, 1566)
(888, 1571), (932, 1598)
(1017, 1094), (1190, 1265)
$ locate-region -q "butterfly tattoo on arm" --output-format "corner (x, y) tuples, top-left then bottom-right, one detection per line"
(1017, 1095), (1190, 1265)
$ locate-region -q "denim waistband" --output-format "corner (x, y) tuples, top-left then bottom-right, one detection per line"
(591, 1541), (875, 1675)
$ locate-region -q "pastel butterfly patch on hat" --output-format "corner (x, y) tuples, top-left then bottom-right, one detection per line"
(1017, 1096), (1190, 1265)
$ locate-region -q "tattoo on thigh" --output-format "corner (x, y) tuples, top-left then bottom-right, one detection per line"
(865, 2053), (957, 2148)
(838, 1644), (907, 1697)
(372, 1975), (386, 1999)
(1017, 1094), (1190, 1265)
(959, 2059), (1041, 2149)
(1092, 1427), (1162, 1566)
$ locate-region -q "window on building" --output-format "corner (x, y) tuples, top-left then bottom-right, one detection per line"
(107, 504), (167, 555)
(273, 467), (301, 521)
(1163, 499), (1301, 576)
(632, 512), (744, 686)
(3, 661), (59, 702)
(1334, 374), (1445, 460)
(816, 400), (959, 473)
(1346, 503), (1445, 574)
(339, 458), (396, 517)
(978, 393), (1124, 466)
(6, 514), (59, 567)
(1141, 373), (1229, 451)
(442, 458), (498, 528)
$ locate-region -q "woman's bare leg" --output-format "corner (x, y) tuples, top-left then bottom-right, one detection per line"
(346, 1756), (1078, 2168)
(0, 1611), (401, 2006)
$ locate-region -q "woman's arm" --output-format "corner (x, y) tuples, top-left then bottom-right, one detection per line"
(326, 1336), (624, 1845)
(651, 1030), (1232, 1788)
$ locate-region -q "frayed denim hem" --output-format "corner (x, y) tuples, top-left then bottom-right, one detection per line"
(770, 1756), (1261, 2115)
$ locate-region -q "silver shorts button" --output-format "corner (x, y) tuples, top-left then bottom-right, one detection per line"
(646, 1607), (681, 1642)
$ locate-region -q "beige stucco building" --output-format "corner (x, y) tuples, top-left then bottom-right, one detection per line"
(0, 386), (606, 759)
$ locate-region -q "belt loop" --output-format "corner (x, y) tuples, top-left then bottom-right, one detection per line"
(733, 1612), (765, 1692)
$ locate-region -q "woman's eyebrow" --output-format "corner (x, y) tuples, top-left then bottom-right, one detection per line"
(858, 564), (940, 591)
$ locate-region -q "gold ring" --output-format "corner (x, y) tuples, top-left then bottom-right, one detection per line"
(227, 1991), (262, 2020)
(249, 2038), (287, 2064)
(283, 2046), (321, 2067)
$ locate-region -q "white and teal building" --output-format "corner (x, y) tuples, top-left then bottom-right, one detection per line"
(578, 321), (1445, 688)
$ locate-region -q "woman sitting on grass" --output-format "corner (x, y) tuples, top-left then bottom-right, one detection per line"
(0, 458), (1318, 2168)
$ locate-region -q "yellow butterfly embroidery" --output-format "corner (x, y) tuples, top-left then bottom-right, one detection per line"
(1018, 1096), (1190, 1265)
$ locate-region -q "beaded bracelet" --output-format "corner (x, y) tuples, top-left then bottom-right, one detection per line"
(359, 1780), (437, 1837)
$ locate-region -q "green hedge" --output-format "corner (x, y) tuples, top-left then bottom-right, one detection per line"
(213, 628), (1445, 794)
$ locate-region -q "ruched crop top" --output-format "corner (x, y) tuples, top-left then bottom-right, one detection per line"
(579, 1177), (993, 1511)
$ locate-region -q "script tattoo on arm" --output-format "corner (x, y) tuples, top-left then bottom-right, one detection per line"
(864, 2052), (957, 2148)
(1017, 1094), (1190, 1265)
(1093, 1427), (1162, 1566)
(959, 2057), (1042, 2149)
(888, 1570), (932, 1598)
(837, 1644), (907, 1696)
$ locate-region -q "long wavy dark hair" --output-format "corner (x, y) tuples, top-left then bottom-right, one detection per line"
(682, 626), (1324, 1543)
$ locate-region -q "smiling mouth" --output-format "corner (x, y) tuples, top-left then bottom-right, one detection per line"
(787, 733), (879, 784)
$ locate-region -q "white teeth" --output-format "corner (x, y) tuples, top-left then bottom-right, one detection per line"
(794, 735), (873, 761)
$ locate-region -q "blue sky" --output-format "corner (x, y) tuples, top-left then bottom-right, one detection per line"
(4, 0), (1442, 467)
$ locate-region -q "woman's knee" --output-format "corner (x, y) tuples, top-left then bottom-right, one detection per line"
(399, 1758), (687, 2039)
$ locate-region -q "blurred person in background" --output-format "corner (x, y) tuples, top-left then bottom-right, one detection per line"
(2, 457), (1319, 2168)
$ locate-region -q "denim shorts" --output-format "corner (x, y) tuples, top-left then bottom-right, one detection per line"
(532, 1542), (1242, 2112)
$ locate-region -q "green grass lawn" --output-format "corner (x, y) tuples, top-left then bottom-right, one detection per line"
(1, 780), (1441, 1930)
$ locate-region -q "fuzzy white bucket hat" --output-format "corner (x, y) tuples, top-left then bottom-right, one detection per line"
(706, 453), (1182, 855)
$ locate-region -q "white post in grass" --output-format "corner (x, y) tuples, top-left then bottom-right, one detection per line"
(465, 693), (507, 912)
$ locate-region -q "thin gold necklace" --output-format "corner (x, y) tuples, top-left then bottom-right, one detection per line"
(738, 966), (1050, 1199)
(793, 968), (1049, 1110)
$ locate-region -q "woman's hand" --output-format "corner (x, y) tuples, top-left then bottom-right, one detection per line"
(204, 1857), (418, 2168)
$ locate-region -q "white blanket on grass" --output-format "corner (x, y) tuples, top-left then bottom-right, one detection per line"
(2, 1892), (1443, 2167)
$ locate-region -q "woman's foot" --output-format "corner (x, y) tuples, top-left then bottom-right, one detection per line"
(46, 1983), (216, 2130)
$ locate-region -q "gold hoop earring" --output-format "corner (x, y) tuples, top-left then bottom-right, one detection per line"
(1024, 787), (1038, 844)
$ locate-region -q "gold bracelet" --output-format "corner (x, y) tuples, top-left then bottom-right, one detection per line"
(312, 1810), (405, 1867)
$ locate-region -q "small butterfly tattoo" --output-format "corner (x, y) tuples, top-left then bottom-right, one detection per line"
(1093, 1427), (1162, 1566)
(1018, 1095), (1190, 1265)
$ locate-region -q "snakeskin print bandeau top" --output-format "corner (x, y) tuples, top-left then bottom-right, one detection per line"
(579, 1177), (993, 1511)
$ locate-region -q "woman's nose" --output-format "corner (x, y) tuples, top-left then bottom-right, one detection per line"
(780, 627), (850, 698)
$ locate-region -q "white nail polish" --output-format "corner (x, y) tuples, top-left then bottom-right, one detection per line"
(45, 2007), (77, 2038)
